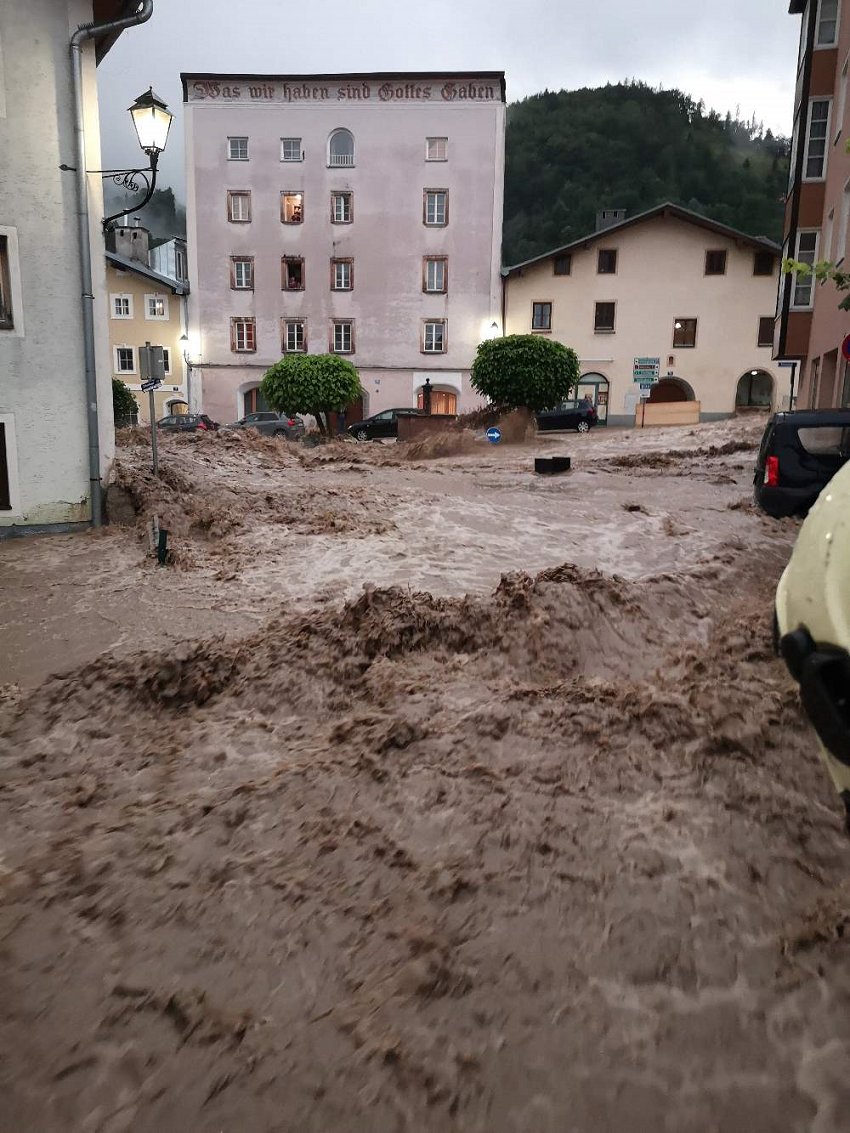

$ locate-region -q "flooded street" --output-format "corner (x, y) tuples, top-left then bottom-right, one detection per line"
(2, 419), (849, 1132)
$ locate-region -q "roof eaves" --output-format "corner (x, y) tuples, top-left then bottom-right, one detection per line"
(105, 251), (189, 294)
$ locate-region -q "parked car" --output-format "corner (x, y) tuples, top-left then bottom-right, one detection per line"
(347, 407), (426, 441)
(753, 409), (850, 518)
(156, 413), (219, 433)
(224, 411), (305, 439)
(536, 397), (598, 434)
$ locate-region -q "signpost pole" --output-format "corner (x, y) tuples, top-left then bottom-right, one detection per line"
(789, 361), (797, 411)
(149, 386), (159, 476)
(141, 341), (160, 477)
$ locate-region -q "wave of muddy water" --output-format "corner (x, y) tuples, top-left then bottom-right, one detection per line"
(2, 418), (849, 1131)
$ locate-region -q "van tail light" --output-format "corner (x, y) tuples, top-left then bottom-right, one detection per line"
(765, 455), (779, 487)
(197, 421), (207, 431)
(287, 419), (297, 426)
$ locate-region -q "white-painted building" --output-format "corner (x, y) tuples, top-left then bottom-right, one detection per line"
(0, 1), (145, 534)
(503, 204), (782, 427)
(182, 72), (506, 423)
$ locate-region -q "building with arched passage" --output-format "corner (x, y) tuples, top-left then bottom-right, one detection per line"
(502, 203), (780, 426)
(182, 71), (505, 426)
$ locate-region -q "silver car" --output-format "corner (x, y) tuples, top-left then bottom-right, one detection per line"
(225, 411), (305, 439)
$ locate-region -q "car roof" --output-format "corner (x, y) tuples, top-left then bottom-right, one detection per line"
(772, 410), (850, 427)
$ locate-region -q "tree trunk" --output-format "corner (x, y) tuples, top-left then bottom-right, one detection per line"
(314, 411), (327, 437)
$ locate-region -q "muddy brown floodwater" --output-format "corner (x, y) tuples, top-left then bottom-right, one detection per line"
(2, 418), (849, 1132)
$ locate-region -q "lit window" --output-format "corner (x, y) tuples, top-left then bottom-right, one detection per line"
(331, 259), (353, 290)
(231, 317), (256, 352)
(331, 192), (352, 223)
(553, 255), (571, 276)
(328, 128), (355, 167)
(426, 137), (448, 161)
(673, 318), (697, 347)
(280, 137), (302, 162)
(111, 293), (133, 319)
(283, 319), (306, 353)
(282, 256), (304, 290)
(532, 301), (552, 331)
(594, 302), (616, 332)
(281, 192), (303, 224)
(145, 294), (169, 320)
(705, 250), (728, 275)
(331, 320), (354, 353)
(227, 191), (251, 222)
(792, 231), (819, 307)
(424, 190), (448, 226)
(817, 0), (839, 45)
(231, 257), (253, 289)
(423, 320), (446, 353)
(227, 137), (249, 161)
(115, 346), (135, 373)
(424, 257), (447, 293)
(805, 100), (831, 179)
(597, 249), (617, 274)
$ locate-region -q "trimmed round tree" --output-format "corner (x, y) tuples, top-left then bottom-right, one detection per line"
(260, 354), (361, 436)
(470, 335), (580, 412)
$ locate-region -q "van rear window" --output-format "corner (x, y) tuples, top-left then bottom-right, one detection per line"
(796, 426), (850, 456)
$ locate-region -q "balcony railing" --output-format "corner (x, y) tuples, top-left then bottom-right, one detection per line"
(328, 153), (355, 167)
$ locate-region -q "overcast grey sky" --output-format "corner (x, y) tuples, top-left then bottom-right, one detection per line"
(97, 0), (802, 195)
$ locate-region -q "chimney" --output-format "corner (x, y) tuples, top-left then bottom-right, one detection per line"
(106, 220), (151, 265)
(596, 208), (627, 232)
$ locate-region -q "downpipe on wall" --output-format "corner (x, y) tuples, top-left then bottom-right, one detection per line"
(70, 0), (154, 526)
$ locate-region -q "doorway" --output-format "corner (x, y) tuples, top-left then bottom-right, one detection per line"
(735, 370), (773, 409)
(417, 388), (457, 415)
(576, 373), (610, 424)
(243, 386), (269, 415)
(649, 377), (695, 403)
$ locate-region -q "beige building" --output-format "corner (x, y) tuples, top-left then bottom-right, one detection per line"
(503, 204), (781, 426)
(107, 224), (190, 422)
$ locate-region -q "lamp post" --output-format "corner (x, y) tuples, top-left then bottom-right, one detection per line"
(99, 88), (173, 231)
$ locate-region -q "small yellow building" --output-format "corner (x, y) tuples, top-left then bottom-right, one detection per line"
(106, 224), (190, 423)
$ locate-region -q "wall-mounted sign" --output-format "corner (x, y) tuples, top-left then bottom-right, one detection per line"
(188, 78), (501, 104)
(843, 333), (850, 362)
(633, 357), (660, 383)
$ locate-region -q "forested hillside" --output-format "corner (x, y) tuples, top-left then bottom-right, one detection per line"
(503, 81), (790, 265)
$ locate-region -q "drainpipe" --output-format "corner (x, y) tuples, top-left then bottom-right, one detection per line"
(70, 0), (154, 526)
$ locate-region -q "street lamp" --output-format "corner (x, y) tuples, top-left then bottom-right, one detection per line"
(100, 87), (173, 231)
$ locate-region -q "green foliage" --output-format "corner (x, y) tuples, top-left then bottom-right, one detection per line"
(112, 376), (137, 417)
(471, 335), (580, 412)
(784, 257), (850, 311)
(260, 354), (362, 417)
(503, 81), (790, 263)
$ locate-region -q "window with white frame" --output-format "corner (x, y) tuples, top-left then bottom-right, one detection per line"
(423, 320), (446, 353)
(161, 347), (171, 375)
(792, 230), (819, 307)
(328, 128), (355, 167)
(145, 293), (169, 320)
(817, 0), (839, 45)
(114, 345), (136, 373)
(426, 137), (448, 161)
(231, 317), (256, 352)
(331, 259), (353, 290)
(280, 137), (302, 162)
(111, 293), (133, 319)
(283, 319), (306, 353)
(804, 99), (831, 179)
(331, 320), (354, 353)
(0, 237), (12, 330)
(228, 137), (249, 160)
(837, 55), (849, 143)
(424, 189), (448, 226)
(227, 190), (251, 222)
(175, 246), (187, 282)
(331, 192), (352, 223)
(231, 257), (253, 289)
(838, 178), (850, 263)
(825, 207), (836, 262)
(424, 257), (447, 292)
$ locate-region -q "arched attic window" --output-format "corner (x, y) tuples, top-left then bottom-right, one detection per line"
(328, 128), (355, 167)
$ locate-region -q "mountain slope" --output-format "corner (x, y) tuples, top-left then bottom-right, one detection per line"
(503, 81), (790, 265)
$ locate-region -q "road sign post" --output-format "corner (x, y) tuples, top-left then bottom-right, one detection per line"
(140, 341), (165, 476)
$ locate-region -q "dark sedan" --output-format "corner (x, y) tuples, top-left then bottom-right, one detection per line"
(536, 397), (598, 434)
(156, 413), (219, 433)
(347, 407), (426, 441)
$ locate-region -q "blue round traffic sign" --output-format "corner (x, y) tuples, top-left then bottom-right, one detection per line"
(486, 427), (502, 444)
